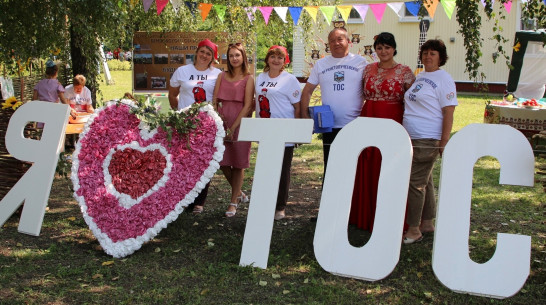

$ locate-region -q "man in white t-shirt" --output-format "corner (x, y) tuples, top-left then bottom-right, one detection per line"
(300, 27), (368, 179)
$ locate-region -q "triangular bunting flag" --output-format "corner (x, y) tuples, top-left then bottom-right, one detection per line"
(288, 7), (303, 26)
(213, 5), (227, 22)
(198, 3), (212, 21)
(441, 0), (456, 19)
(245, 7), (257, 24)
(503, 1), (512, 13)
(184, 1), (197, 17)
(480, 0), (495, 7)
(170, 0), (183, 15)
(143, 0), (153, 13)
(352, 4), (369, 22)
(156, 0), (168, 16)
(319, 6), (336, 24)
(304, 6), (319, 23)
(387, 2), (404, 18)
(259, 6), (274, 25)
(423, 0), (440, 19)
(370, 3), (387, 24)
(405, 1), (420, 17)
(337, 5), (353, 22)
(274, 7), (288, 23)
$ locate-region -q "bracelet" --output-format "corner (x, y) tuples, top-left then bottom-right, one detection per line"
(226, 129), (232, 136)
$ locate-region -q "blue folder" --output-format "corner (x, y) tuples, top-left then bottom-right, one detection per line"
(309, 105), (334, 133)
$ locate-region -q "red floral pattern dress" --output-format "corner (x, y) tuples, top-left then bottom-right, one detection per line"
(349, 62), (415, 231)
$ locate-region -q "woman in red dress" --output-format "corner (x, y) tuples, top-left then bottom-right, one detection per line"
(349, 32), (415, 231)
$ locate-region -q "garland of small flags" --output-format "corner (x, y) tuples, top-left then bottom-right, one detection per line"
(141, 0), (515, 23)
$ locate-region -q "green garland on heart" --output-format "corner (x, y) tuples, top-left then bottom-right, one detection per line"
(127, 96), (204, 146)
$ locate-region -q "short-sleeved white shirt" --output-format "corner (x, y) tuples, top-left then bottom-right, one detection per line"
(64, 84), (92, 112)
(307, 53), (367, 128)
(255, 71), (301, 119)
(255, 71), (302, 148)
(169, 64), (221, 109)
(403, 69), (458, 140)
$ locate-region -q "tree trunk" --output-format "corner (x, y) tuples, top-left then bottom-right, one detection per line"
(69, 25), (97, 105)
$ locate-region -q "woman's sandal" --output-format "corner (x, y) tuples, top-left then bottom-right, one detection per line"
(192, 205), (204, 215)
(225, 203), (238, 217)
(402, 234), (423, 244)
(237, 192), (250, 203)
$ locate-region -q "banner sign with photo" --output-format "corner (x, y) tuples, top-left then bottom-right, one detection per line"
(132, 31), (253, 92)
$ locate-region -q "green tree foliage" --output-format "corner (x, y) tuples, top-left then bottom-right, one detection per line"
(455, 0), (545, 84)
(0, 0), (544, 95)
(0, 0), (125, 98)
(522, 0), (546, 32)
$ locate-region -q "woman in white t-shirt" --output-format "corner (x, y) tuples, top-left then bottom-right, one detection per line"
(168, 39), (222, 214)
(402, 39), (458, 244)
(255, 45), (301, 220)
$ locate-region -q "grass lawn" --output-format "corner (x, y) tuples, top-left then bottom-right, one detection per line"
(0, 70), (544, 304)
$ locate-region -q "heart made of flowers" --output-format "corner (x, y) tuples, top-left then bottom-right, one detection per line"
(104, 143), (170, 209)
(71, 100), (224, 258)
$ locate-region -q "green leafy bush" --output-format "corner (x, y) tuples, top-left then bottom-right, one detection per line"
(107, 59), (131, 71)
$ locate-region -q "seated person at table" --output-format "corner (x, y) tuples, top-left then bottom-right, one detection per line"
(65, 74), (94, 113)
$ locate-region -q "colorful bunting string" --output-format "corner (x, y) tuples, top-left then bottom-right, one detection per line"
(424, 0), (440, 19)
(370, 4), (387, 24)
(141, 1), (516, 26)
(156, 0), (168, 16)
(387, 2), (404, 18)
(259, 6), (274, 25)
(274, 7), (288, 23)
(352, 4), (369, 22)
(143, 0), (153, 13)
(337, 5), (353, 23)
(213, 5), (227, 22)
(480, 0), (495, 7)
(170, 0), (183, 14)
(405, 1), (420, 16)
(503, 1), (512, 13)
(319, 6), (336, 25)
(441, 0), (456, 19)
(304, 6), (319, 23)
(198, 3), (212, 21)
(185, 1), (197, 17)
(288, 6), (303, 26)
(245, 7), (257, 24)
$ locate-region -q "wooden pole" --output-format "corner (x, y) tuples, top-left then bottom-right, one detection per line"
(19, 68), (23, 102)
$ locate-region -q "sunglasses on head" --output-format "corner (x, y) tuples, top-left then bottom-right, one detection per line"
(228, 42), (243, 47)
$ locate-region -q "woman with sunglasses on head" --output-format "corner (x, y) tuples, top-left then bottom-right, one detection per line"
(169, 39), (222, 214)
(350, 32), (415, 232)
(212, 42), (255, 217)
(255, 45), (301, 221)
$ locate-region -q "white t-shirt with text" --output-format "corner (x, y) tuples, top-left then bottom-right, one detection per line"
(403, 69), (458, 140)
(255, 71), (301, 119)
(307, 53), (367, 128)
(255, 71), (302, 147)
(170, 64), (221, 109)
